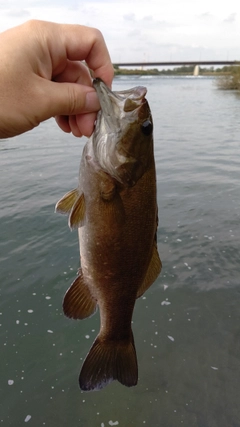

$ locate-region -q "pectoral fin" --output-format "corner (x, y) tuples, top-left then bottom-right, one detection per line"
(137, 244), (162, 298)
(55, 188), (79, 214)
(69, 193), (86, 229)
(63, 270), (97, 320)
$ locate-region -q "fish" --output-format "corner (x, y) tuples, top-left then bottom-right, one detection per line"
(55, 78), (162, 392)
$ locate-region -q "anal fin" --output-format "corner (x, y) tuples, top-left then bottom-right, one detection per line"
(137, 243), (162, 298)
(63, 270), (97, 319)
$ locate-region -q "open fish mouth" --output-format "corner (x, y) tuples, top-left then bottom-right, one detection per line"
(93, 78), (147, 131)
(91, 78), (153, 186)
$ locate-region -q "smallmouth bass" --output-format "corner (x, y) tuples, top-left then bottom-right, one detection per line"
(56, 78), (162, 391)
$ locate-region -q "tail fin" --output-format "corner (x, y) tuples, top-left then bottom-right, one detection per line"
(79, 333), (138, 391)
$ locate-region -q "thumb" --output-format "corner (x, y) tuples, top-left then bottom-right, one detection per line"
(39, 80), (100, 121)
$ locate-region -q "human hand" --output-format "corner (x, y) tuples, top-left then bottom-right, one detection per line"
(0, 20), (114, 138)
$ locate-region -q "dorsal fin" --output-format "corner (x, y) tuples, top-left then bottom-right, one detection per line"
(137, 243), (162, 298)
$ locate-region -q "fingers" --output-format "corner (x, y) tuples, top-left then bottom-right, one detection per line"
(51, 57), (98, 136)
(55, 112), (97, 138)
(75, 112), (97, 137)
(55, 115), (71, 133)
(40, 79), (99, 136)
(38, 21), (114, 137)
(55, 111), (97, 137)
(55, 113), (97, 137)
(53, 60), (92, 85)
(55, 23), (114, 87)
(62, 112), (97, 137)
(0, 20), (114, 138)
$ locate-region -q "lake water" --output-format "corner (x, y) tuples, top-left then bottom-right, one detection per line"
(0, 76), (240, 426)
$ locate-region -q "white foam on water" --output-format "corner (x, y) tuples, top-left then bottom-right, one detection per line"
(161, 300), (171, 306)
(184, 262), (192, 270)
(24, 415), (31, 423)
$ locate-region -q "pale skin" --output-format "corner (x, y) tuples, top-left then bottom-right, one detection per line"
(0, 20), (114, 139)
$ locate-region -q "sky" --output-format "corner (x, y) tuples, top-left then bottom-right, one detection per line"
(1, 0), (240, 63)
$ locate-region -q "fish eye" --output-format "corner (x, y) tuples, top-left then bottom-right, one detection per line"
(141, 120), (153, 136)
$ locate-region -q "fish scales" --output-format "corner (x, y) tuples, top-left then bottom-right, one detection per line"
(55, 78), (162, 391)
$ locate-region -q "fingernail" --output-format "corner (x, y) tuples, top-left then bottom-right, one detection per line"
(85, 91), (100, 112)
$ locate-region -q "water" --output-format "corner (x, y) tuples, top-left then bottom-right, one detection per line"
(0, 76), (240, 426)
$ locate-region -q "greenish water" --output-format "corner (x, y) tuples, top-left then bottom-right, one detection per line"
(0, 76), (240, 426)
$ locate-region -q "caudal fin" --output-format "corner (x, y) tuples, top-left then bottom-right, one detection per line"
(79, 333), (138, 391)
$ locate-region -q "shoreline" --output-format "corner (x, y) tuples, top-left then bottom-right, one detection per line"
(113, 66), (233, 77)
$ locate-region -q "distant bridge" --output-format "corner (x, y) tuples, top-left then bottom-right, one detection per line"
(113, 61), (240, 67)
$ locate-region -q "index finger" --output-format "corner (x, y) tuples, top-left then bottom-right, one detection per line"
(56, 24), (114, 87)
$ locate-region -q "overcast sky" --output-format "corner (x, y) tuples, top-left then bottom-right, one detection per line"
(1, 0), (240, 63)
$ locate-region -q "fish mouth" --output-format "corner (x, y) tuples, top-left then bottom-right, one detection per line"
(91, 78), (151, 185)
(93, 78), (147, 131)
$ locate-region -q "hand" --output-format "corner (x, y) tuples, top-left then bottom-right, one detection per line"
(0, 20), (114, 138)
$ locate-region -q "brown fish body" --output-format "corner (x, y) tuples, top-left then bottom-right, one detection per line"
(56, 79), (161, 391)
(79, 146), (157, 331)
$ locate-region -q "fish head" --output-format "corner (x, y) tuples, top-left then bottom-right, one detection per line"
(92, 78), (154, 186)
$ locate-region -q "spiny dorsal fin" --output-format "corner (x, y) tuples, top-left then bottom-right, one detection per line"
(137, 244), (162, 298)
(69, 193), (85, 229)
(55, 188), (79, 214)
(63, 270), (97, 320)
(79, 331), (138, 391)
